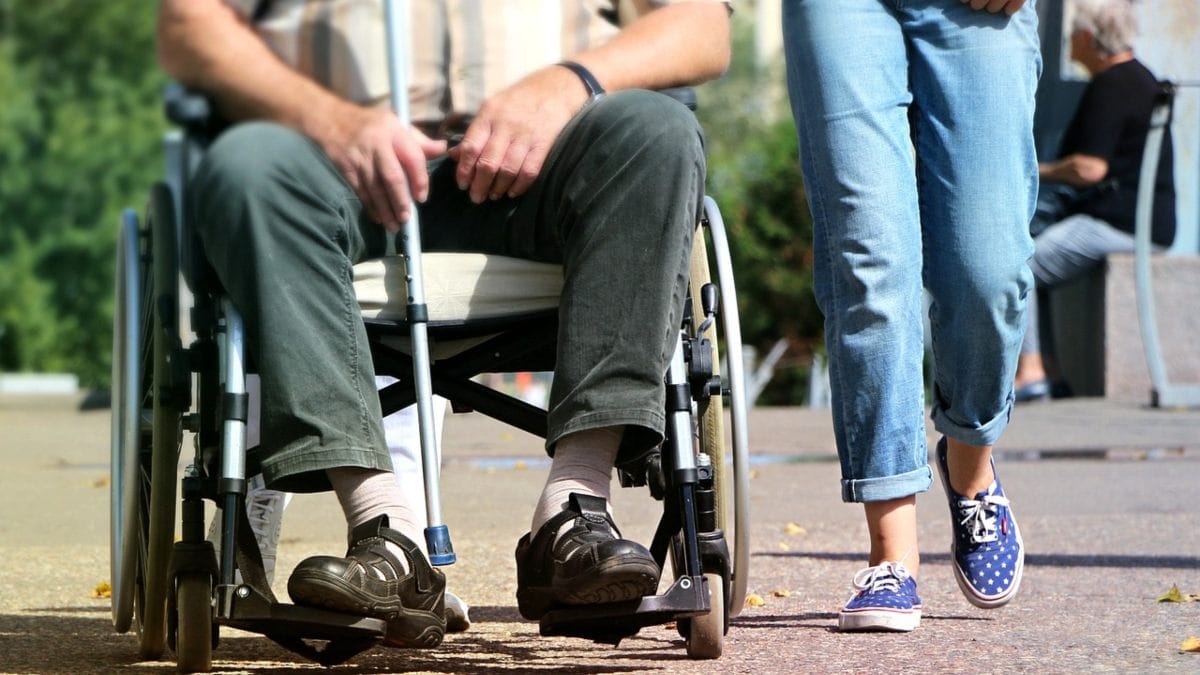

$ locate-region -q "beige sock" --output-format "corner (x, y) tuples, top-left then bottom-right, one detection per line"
(530, 426), (623, 536)
(327, 467), (426, 571)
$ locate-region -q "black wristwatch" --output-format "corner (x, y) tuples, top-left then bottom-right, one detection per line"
(557, 61), (606, 103)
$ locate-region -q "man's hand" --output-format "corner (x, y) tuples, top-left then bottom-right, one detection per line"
(1039, 154), (1108, 188)
(159, 0), (447, 230)
(960, 0), (1025, 14)
(318, 105), (447, 230)
(449, 65), (591, 204)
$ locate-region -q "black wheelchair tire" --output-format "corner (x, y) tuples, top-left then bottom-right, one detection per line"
(173, 572), (214, 673)
(134, 183), (185, 660)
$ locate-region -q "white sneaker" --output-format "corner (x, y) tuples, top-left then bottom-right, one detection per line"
(207, 474), (292, 584)
(444, 590), (471, 633)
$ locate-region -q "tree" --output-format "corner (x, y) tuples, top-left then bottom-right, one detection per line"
(0, 3), (826, 403)
(0, 1), (166, 386)
(697, 20), (823, 405)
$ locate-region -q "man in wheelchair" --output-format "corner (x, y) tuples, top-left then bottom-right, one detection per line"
(157, 0), (731, 648)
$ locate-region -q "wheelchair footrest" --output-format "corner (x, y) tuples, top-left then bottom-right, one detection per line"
(215, 583), (386, 642)
(539, 574), (710, 646)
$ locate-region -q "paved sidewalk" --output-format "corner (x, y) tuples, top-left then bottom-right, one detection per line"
(1, 394), (1198, 673)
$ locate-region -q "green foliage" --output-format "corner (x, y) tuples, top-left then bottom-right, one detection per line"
(697, 22), (822, 405)
(0, 1), (166, 386)
(0, 3), (823, 404)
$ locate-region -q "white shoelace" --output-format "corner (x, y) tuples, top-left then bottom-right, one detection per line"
(245, 487), (289, 554)
(244, 492), (282, 550)
(852, 561), (912, 594)
(955, 490), (1010, 545)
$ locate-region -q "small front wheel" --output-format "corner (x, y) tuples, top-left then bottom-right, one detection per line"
(685, 572), (725, 660)
(174, 572), (213, 673)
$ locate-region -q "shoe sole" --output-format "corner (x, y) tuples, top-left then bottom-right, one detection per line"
(838, 608), (920, 632)
(288, 571), (445, 648)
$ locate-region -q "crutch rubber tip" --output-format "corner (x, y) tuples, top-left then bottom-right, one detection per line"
(425, 525), (456, 566)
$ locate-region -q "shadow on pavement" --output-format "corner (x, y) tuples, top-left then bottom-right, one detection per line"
(757, 550), (1200, 569)
(0, 607), (705, 673)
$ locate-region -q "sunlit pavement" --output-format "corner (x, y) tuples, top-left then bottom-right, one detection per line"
(2, 394), (1198, 673)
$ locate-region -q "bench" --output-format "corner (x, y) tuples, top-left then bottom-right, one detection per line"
(1049, 253), (1200, 403)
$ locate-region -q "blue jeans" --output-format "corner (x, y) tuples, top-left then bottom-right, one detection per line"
(783, 0), (1041, 502)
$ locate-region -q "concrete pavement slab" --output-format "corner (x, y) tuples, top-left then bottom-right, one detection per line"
(1, 394), (1198, 673)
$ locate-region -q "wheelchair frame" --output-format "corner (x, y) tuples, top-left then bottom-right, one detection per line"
(111, 9), (750, 665)
(112, 171), (751, 668)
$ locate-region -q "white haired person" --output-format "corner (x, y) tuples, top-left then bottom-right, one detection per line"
(1014, 0), (1176, 401)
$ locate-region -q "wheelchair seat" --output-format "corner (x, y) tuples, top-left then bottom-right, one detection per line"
(355, 253), (562, 326)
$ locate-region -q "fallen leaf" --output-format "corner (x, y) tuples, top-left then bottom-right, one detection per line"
(749, 469), (760, 480)
(91, 581), (112, 599)
(771, 589), (792, 598)
(92, 476), (110, 488)
(1180, 637), (1200, 653)
(778, 542), (791, 552)
(1158, 585), (1183, 602)
(1157, 585), (1200, 603)
(745, 593), (765, 608)
(784, 522), (807, 536)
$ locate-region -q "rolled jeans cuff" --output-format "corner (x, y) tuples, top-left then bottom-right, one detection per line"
(931, 399), (1013, 448)
(841, 463), (932, 503)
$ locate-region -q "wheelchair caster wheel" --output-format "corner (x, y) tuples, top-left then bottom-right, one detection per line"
(174, 572), (213, 673)
(684, 572), (724, 659)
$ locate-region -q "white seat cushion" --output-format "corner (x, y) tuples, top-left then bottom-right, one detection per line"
(354, 252), (563, 324)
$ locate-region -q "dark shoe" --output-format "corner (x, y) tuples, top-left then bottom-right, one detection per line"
(1013, 378), (1050, 403)
(515, 493), (660, 620)
(287, 515), (446, 648)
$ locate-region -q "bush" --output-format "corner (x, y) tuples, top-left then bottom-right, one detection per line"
(0, 2), (166, 386)
(697, 26), (823, 405)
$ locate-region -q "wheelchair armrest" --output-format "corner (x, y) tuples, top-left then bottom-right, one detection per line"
(657, 87), (697, 111)
(164, 82), (226, 138)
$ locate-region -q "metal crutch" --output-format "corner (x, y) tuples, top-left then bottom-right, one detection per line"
(383, 0), (455, 565)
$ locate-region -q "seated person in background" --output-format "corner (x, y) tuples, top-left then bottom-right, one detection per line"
(1014, 0), (1175, 401)
(157, 0), (731, 648)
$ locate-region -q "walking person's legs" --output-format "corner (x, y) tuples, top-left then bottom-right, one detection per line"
(784, 0), (930, 632)
(907, 0), (1040, 609)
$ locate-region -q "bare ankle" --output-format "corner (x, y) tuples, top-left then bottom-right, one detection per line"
(944, 438), (995, 497)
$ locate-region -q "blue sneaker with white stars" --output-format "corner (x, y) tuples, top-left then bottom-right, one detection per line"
(838, 561), (922, 632)
(936, 438), (1024, 609)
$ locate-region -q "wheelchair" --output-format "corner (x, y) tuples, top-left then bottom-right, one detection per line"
(110, 85), (751, 672)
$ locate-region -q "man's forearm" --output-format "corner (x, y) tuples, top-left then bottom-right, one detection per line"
(569, 2), (731, 94)
(157, 0), (358, 146)
(1039, 153), (1108, 187)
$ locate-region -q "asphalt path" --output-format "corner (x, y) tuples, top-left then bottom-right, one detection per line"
(1, 394), (1198, 673)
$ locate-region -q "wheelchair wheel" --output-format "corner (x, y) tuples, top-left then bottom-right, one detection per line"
(672, 198), (744, 658)
(111, 185), (186, 659)
(173, 572), (213, 673)
(686, 572), (725, 660)
(111, 210), (142, 634)
(674, 198), (751, 659)
(698, 196), (751, 619)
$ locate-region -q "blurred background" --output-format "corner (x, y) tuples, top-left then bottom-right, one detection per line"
(0, 0), (1195, 407)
